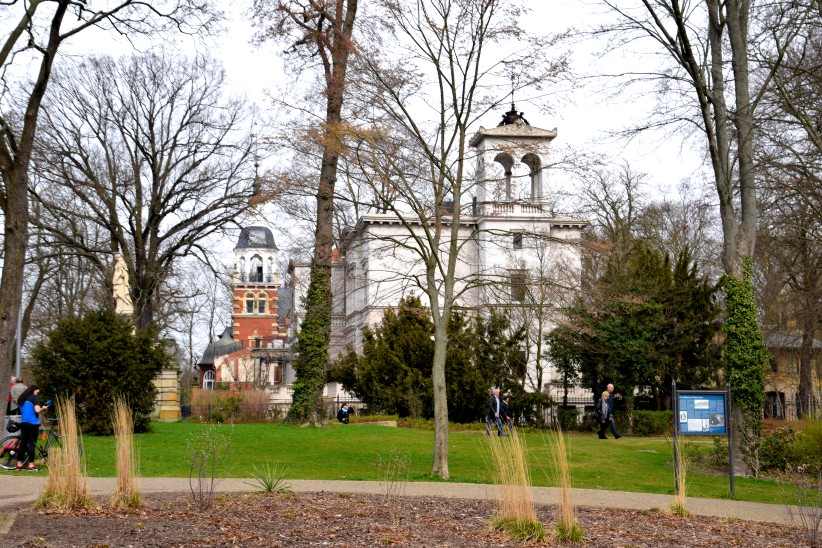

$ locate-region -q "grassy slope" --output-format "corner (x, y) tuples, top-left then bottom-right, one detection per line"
(67, 422), (801, 505)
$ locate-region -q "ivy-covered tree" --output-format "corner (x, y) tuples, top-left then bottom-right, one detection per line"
(330, 296), (530, 423)
(722, 259), (768, 475)
(31, 309), (172, 434)
(549, 242), (721, 413)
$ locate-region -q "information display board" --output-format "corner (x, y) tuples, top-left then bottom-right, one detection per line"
(676, 391), (728, 436)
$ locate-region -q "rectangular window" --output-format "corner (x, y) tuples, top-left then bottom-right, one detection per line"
(246, 300), (254, 313)
(510, 269), (527, 302)
(252, 338), (262, 349)
(513, 233), (523, 250)
(258, 299), (266, 314)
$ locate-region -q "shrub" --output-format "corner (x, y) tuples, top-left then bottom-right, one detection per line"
(759, 427), (797, 472)
(792, 420), (822, 475)
(349, 414), (398, 424)
(31, 310), (170, 434)
(557, 407), (580, 432)
(708, 436), (729, 468)
(631, 411), (673, 436)
(190, 388), (271, 423)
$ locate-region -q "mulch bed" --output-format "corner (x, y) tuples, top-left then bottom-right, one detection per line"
(3, 491), (810, 547)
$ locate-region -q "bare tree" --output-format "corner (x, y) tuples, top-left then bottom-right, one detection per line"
(757, 13), (822, 416)
(598, 0), (813, 474)
(31, 52), (254, 331)
(341, 0), (566, 478)
(0, 0), (216, 428)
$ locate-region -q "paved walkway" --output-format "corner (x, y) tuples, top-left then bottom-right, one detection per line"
(0, 476), (809, 527)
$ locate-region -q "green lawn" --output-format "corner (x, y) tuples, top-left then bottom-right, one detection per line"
(38, 421), (804, 505)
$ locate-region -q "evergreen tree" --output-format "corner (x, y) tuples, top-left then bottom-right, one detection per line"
(31, 310), (171, 434)
(549, 242), (721, 412)
(330, 297), (531, 422)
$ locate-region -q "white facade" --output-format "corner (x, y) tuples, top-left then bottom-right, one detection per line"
(290, 111), (590, 394)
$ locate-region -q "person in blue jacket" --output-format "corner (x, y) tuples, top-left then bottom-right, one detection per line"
(15, 385), (50, 471)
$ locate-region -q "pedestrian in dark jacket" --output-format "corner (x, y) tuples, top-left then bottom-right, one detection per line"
(487, 387), (505, 436)
(336, 404), (350, 424)
(15, 385), (50, 471)
(596, 391), (611, 439)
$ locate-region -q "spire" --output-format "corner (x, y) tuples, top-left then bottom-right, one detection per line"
(510, 72), (516, 112)
(498, 73), (529, 127)
(251, 126), (262, 201)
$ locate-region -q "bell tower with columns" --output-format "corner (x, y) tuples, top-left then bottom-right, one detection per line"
(470, 102), (557, 206)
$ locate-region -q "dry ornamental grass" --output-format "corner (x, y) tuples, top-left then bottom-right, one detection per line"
(671, 437), (690, 517)
(487, 428), (545, 542)
(111, 397), (140, 509)
(37, 397), (91, 511)
(550, 424), (584, 542)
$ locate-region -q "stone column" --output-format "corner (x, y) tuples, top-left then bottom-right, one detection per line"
(152, 369), (182, 422)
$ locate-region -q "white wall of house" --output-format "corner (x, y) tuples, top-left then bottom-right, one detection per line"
(288, 114), (592, 401)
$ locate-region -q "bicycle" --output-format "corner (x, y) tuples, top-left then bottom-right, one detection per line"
(1, 417), (62, 470)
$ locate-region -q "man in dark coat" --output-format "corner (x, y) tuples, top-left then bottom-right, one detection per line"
(605, 383), (622, 439)
(487, 387), (505, 436)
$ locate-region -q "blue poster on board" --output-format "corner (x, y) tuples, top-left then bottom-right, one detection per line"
(676, 392), (727, 436)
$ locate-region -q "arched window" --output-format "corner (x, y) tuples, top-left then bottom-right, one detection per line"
(267, 257), (275, 280)
(493, 152), (514, 201)
(521, 153), (542, 202)
(249, 255), (264, 282)
(257, 292), (267, 314)
(239, 257), (246, 281)
(245, 292), (255, 313)
(203, 370), (215, 390)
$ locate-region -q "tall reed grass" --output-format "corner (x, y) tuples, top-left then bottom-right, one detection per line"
(671, 438), (689, 516)
(111, 398), (140, 509)
(549, 424), (584, 542)
(487, 429), (545, 542)
(37, 397), (91, 511)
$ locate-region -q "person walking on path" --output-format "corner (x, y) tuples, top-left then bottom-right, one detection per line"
(605, 383), (622, 439)
(596, 391), (611, 439)
(487, 387), (506, 436)
(13, 385), (49, 471)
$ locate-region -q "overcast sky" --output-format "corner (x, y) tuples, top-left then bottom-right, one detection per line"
(3, 1), (715, 354)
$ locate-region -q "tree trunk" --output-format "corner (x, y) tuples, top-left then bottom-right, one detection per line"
(0, 169), (28, 427)
(726, 0), (757, 263)
(286, 0), (357, 422)
(431, 315), (450, 479)
(0, 1), (67, 428)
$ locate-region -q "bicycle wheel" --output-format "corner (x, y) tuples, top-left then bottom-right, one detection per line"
(0, 434), (21, 469)
(37, 429), (62, 464)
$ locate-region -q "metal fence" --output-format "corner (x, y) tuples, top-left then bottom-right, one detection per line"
(764, 395), (821, 422)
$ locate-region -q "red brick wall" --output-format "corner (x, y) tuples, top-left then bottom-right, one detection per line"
(231, 286), (287, 345)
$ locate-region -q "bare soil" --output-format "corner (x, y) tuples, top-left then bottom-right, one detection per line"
(2, 492), (810, 547)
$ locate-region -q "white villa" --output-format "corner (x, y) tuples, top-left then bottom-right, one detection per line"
(289, 105), (590, 399)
